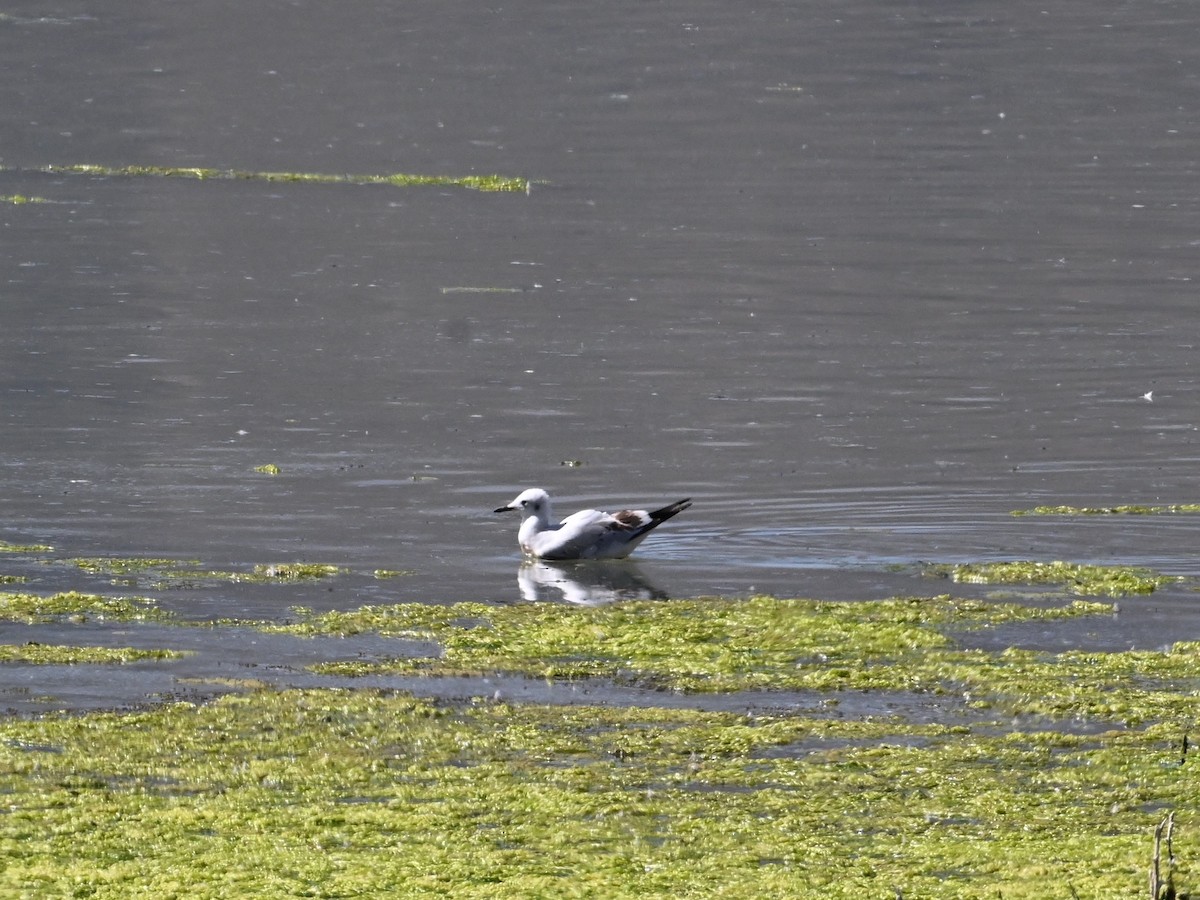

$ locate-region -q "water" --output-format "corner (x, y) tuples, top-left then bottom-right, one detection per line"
(2, 2), (1199, 653)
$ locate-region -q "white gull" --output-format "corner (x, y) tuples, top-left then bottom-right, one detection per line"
(494, 488), (692, 560)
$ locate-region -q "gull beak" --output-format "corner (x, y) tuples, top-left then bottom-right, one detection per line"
(494, 504), (516, 514)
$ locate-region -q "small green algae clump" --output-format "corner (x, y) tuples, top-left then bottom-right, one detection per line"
(0, 644), (183, 664)
(34, 163), (529, 193)
(0, 540), (54, 553)
(53, 556), (346, 588)
(0, 194), (51, 204)
(926, 560), (1178, 595)
(70, 557), (195, 577)
(0, 590), (171, 624)
(1013, 503), (1200, 516)
(251, 562), (343, 580)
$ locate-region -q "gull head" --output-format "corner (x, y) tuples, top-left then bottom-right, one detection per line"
(494, 488), (553, 523)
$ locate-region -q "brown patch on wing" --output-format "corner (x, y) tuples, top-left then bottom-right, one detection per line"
(611, 509), (650, 530)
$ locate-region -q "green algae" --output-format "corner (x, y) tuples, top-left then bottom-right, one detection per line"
(250, 562), (344, 580)
(32, 162), (529, 193)
(0, 540), (54, 553)
(1013, 503), (1200, 516)
(270, 594), (1200, 728)
(253, 463), (281, 475)
(157, 561), (344, 586)
(926, 560), (1179, 596)
(70, 557), (196, 577)
(0, 193), (51, 204)
(0, 644), (184, 664)
(276, 595), (1200, 723)
(1, 545), (1198, 895)
(0, 687), (1192, 898)
(439, 285), (528, 294)
(53, 555), (346, 588)
(0, 590), (172, 624)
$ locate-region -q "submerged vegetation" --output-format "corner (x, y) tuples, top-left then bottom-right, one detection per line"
(277, 595), (1200, 725)
(0, 547), (1195, 895)
(0, 540), (54, 553)
(26, 162), (530, 193)
(0, 193), (51, 204)
(0, 680), (1193, 897)
(1013, 503), (1200, 516)
(925, 560), (1181, 596)
(0, 590), (171, 624)
(0, 644), (183, 664)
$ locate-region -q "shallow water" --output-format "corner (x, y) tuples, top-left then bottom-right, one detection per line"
(2, 2), (1199, 708)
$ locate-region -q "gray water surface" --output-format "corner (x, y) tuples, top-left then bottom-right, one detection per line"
(2, 3), (1199, 710)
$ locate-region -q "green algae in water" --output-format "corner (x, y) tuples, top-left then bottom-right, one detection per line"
(253, 463), (281, 475)
(251, 562), (343, 580)
(70, 557), (197, 577)
(284, 594), (1200, 726)
(0, 687), (1192, 898)
(55, 555), (346, 587)
(0, 540), (54, 554)
(439, 285), (528, 294)
(926, 560), (1178, 595)
(1013, 503), (1200, 516)
(0, 644), (184, 665)
(0, 194), (51, 204)
(160, 562), (345, 584)
(0, 590), (172, 624)
(282, 596), (1169, 720)
(34, 163), (530, 193)
(0, 590), (1192, 895)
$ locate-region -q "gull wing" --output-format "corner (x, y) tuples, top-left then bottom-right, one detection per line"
(532, 500), (691, 560)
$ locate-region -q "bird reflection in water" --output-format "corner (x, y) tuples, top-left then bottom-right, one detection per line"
(514, 559), (671, 606)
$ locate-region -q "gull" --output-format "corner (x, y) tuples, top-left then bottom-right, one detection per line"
(494, 488), (692, 560)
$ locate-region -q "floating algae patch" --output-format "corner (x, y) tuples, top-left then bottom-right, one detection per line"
(30, 163), (529, 193)
(439, 285), (529, 294)
(0, 687), (1193, 897)
(281, 594), (1200, 726)
(0, 644), (184, 665)
(249, 562), (344, 580)
(53, 555), (346, 589)
(1, 194), (51, 204)
(272, 596), (1154, 712)
(925, 560), (1179, 596)
(69, 557), (197, 577)
(167, 561), (345, 587)
(1013, 503), (1200, 516)
(0, 540), (54, 554)
(0, 591), (172, 624)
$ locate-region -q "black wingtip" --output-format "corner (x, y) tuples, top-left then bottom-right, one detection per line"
(650, 498), (693, 523)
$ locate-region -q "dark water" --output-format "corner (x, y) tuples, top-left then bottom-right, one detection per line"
(2, 1), (1199, 699)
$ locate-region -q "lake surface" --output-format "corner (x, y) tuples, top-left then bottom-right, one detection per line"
(2, 1), (1199, 671)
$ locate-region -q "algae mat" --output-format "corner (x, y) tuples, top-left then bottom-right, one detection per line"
(0, 593), (1196, 897)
